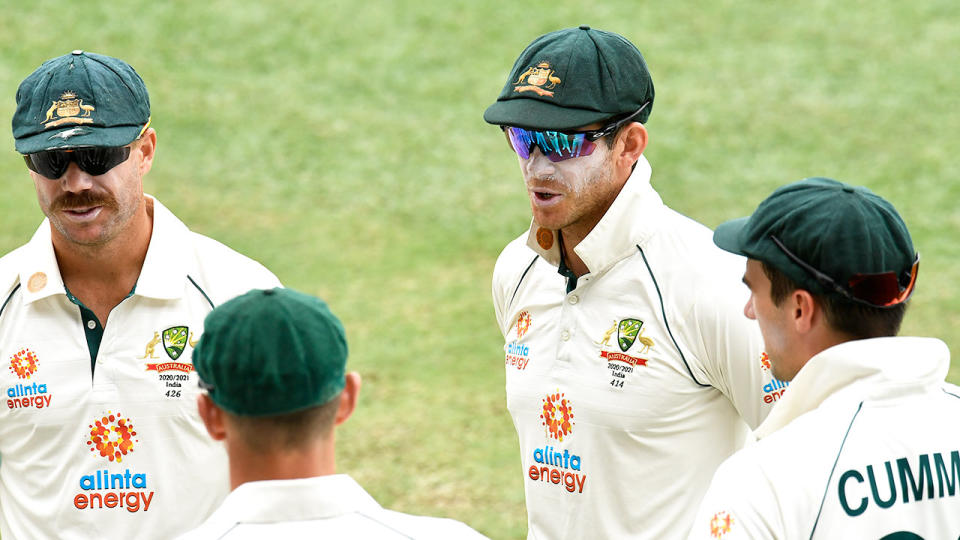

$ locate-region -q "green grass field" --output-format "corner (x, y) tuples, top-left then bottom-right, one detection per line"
(1, 2), (958, 538)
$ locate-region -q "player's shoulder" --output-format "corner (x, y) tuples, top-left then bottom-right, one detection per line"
(0, 243), (30, 301)
(184, 231), (281, 304)
(374, 509), (489, 540)
(493, 232), (538, 282)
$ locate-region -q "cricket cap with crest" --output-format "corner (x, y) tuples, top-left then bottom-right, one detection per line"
(193, 288), (349, 417)
(714, 177), (918, 307)
(13, 50), (151, 154)
(484, 25), (654, 131)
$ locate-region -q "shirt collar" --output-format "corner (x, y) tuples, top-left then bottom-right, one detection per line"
(201, 475), (380, 530)
(754, 336), (951, 439)
(524, 155), (664, 272)
(16, 194), (191, 305)
(135, 195), (192, 300)
(18, 220), (65, 304)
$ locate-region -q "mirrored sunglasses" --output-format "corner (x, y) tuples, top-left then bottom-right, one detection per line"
(770, 234), (919, 308)
(23, 146), (132, 179)
(502, 102), (649, 163)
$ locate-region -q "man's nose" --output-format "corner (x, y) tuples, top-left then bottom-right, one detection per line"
(58, 162), (94, 192)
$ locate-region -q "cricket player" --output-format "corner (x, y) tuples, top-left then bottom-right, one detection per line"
(484, 26), (776, 538)
(689, 177), (960, 539)
(177, 287), (487, 539)
(0, 51), (280, 538)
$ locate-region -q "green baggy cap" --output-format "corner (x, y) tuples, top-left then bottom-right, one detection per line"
(193, 288), (348, 417)
(484, 25), (654, 130)
(13, 50), (151, 154)
(714, 177), (916, 303)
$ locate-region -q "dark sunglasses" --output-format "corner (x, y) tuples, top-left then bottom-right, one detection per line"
(770, 234), (919, 308)
(23, 146), (132, 179)
(502, 102), (649, 162)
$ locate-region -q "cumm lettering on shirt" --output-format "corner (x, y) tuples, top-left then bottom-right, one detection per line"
(838, 450), (960, 516)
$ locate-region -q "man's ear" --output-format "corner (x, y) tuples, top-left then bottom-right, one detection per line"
(334, 372), (362, 426)
(791, 289), (819, 334)
(197, 393), (227, 441)
(615, 122), (648, 171)
(134, 127), (157, 177)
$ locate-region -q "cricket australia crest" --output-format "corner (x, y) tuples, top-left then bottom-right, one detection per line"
(617, 319), (643, 352)
(514, 61), (562, 97)
(43, 91), (95, 128)
(162, 326), (189, 360)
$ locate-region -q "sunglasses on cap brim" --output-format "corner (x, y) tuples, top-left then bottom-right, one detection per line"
(770, 234), (919, 308)
(502, 102), (649, 162)
(23, 146), (132, 179)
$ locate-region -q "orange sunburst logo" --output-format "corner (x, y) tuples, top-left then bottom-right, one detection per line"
(760, 352), (771, 371)
(709, 511), (734, 538)
(516, 311), (532, 338)
(87, 413), (139, 463)
(9, 349), (39, 379)
(540, 391), (574, 441)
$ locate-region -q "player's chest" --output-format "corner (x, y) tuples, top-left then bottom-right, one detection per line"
(0, 294), (212, 423)
(502, 273), (706, 423)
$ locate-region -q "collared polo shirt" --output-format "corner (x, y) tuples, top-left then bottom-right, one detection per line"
(175, 474), (489, 539)
(0, 196), (281, 539)
(492, 156), (776, 539)
(688, 337), (960, 539)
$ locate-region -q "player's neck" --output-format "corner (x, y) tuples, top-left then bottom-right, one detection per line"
(228, 439), (337, 490)
(53, 201), (153, 323)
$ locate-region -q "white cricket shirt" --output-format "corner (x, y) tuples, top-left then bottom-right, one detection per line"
(492, 157), (777, 539)
(0, 197), (281, 539)
(688, 337), (960, 540)
(175, 474), (489, 539)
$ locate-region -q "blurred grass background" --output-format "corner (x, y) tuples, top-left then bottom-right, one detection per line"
(1, 1), (957, 538)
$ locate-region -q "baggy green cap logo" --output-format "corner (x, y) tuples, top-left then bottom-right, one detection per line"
(618, 319), (643, 352)
(13, 50), (151, 154)
(162, 326), (189, 360)
(43, 91), (95, 128)
(514, 61), (562, 97)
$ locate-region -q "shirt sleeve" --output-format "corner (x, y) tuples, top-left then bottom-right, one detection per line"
(690, 276), (773, 430)
(687, 450), (782, 540)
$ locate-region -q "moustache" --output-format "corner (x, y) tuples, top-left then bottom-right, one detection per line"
(50, 191), (117, 212)
(526, 175), (572, 191)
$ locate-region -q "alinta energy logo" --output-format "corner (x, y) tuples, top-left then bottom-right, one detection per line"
(516, 311), (532, 339)
(6, 348), (53, 410)
(87, 412), (138, 463)
(530, 390), (586, 494)
(759, 352), (789, 404)
(541, 390), (574, 441)
(505, 311), (532, 371)
(709, 511), (734, 538)
(75, 412), (154, 513)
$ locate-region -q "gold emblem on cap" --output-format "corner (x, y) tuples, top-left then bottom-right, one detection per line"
(514, 61), (562, 97)
(43, 91), (95, 128)
(27, 272), (47, 293)
(536, 227), (554, 250)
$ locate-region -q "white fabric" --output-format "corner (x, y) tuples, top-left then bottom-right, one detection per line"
(492, 157), (775, 539)
(688, 336), (960, 539)
(175, 474), (488, 540)
(0, 197), (281, 539)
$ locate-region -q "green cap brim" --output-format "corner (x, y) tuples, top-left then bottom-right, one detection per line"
(15, 124), (145, 154)
(483, 97), (610, 130)
(712, 216), (751, 257)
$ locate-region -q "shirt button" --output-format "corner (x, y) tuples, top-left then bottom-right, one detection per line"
(568, 295), (579, 305)
(87, 320), (96, 329)
(561, 330), (570, 341)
